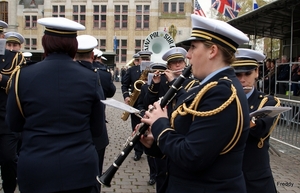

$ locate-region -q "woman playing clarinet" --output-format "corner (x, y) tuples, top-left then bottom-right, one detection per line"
(140, 14), (250, 193)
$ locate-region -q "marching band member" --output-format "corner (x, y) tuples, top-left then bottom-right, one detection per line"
(5, 31), (25, 51)
(0, 19), (21, 193)
(0, 20), (8, 38)
(140, 14), (250, 192)
(91, 49), (116, 99)
(145, 46), (198, 108)
(231, 48), (279, 193)
(75, 34), (108, 193)
(6, 17), (102, 193)
(121, 51), (151, 161)
(143, 48), (198, 192)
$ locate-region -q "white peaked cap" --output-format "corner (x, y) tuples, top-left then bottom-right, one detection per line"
(77, 35), (98, 52)
(162, 47), (187, 62)
(23, 52), (32, 57)
(38, 17), (85, 37)
(179, 14), (249, 51)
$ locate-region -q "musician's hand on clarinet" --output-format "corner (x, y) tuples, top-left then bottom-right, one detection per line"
(140, 127), (154, 148)
(142, 102), (168, 126)
(124, 97), (130, 105)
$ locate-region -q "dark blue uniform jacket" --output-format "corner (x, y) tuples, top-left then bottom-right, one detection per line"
(0, 50), (22, 134)
(6, 53), (103, 193)
(121, 65), (141, 107)
(243, 89), (278, 193)
(149, 68), (250, 193)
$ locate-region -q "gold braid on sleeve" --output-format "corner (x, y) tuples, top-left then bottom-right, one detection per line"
(170, 78), (244, 155)
(257, 96), (280, 148)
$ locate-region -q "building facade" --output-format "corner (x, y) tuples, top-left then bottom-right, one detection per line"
(0, 0), (193, 68)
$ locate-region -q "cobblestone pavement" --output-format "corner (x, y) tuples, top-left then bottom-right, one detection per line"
(1, 81), (300, 193)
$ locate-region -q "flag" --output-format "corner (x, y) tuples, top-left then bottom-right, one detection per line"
(113, 35), (118, 51)
(253, 0), (258, 10)
(211, 0), (241, 19)
(194, 0), (206, 17)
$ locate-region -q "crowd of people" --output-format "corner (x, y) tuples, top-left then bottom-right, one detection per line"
(260, 55), (300, 96)
(0, 13), (284, 193)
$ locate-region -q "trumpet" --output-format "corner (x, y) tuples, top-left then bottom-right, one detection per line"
(97, 65), (192, 187)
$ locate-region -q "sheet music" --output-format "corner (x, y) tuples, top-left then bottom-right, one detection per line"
(101, 98), (140, 114)
(0, 39), (6, 55)
(249, 106), (292, 118)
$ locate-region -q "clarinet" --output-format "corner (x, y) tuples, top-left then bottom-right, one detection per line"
(97, 65), (192, 187)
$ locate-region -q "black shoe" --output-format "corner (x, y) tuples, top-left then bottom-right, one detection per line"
(134, 155), (141, 161)
(148, 178), (156, 185)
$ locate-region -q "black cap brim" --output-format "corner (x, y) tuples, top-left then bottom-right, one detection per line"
(233, 66), (257, 73)
(176, 37), (206, 48)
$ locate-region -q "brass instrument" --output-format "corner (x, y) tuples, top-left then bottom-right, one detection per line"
(121, 69), (149, 121)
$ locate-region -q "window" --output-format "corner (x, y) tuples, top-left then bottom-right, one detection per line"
(115, 15), (120, 28)
(53, 5), (58, 14)
(144, 5), (150, 13)
(24, 15), (37, 29)
(144, 15), (149, 28)
(0, 2), (8, 23)
(135, 39), (142, 54)
(100, 39), (106, 51)
(73, 15), (78, 23)
(179, 3), (184, 13)
(116, 39), (127, 63)
(93, 5), (106, 29)
(163, 2), (185, 13)
(171, 3), (176, 13)
(101, 15), (106, 28)
(80, 5), (85, 13)
(122, 15), (127, 28)
(93, 15), (99, 28)
(101, 5), (106, 13)
(73, 5), (78, 13)
(94, 5), (99, 13)
(52, 5), (65, 17)
(114, 5), (128, 29)
(136, 5), (150, 29)
(25, 16), (30, 28)
(136, 15), (142, 28)
(25, 38), (30, 50)
(60, 6), (65, 14)
(163, 3), (168, 13)
(115, 5), (120, 13)
(31, 38), (37, 50)
(32, 16), (37, 28)
(73, 5), (85, 25)
(24, 38), (37, 50)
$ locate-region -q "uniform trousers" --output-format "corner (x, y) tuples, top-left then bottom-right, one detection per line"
(47, 186), (92, 193)
(147, 156), (157, 180)
(91, 148), (105, 193)
(0, 132), (19, 193)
